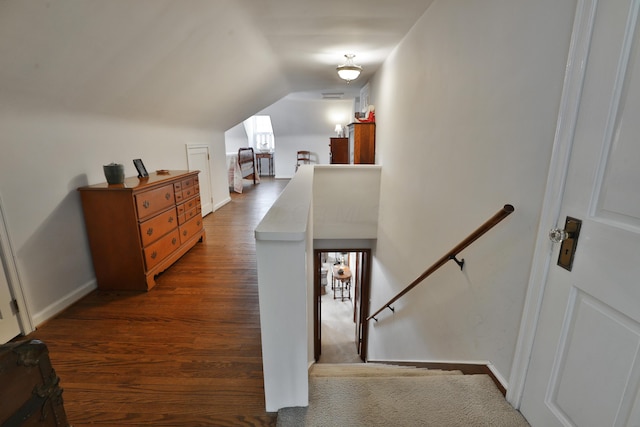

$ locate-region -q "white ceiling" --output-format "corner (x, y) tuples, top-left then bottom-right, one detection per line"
(240, 0), (435, 91)
(0, 0), (434, 130)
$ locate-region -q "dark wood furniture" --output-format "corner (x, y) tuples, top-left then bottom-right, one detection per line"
(78, 170), (205, 291)
(332, 265), (352, 301)
(255, 151), (274, 176)
(237, 147), (258, 184)
(348, 122), (376, 164)
(329, 137), (349, 164)
(0, 340), (70, 427)
(295, 150), (311, 171)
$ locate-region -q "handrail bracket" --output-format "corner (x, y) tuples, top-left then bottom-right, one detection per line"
(372, 304), (395, 323)
(449, 255), (465, 270)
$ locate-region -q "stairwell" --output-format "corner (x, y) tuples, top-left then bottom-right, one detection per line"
(277, 363), (530, 426)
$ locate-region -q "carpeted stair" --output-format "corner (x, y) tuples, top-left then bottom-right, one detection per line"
(277, 363), (530, 426)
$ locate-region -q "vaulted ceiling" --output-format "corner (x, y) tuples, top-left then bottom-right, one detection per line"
(0, 0), (434, 130)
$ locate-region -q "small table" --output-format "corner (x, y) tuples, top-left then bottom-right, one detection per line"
(256, 152), (274, 176)
(332, 265), (352, 301)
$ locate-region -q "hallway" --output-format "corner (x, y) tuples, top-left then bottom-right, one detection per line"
(318, 281), (362, 364)
(20, 177), (289, 426)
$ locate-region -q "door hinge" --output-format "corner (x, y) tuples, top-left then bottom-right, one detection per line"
(10, 299), (19, 313)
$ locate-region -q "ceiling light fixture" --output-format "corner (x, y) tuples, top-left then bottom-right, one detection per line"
(336, 54), (362, 83)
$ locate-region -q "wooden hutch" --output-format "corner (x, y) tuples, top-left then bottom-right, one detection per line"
(330, 122), (376, 164)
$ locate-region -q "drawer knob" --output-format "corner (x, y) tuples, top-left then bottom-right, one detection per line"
(197, 220), (201, 226)
(169, 216), (174, 223)
(183, 230), (188, 236)
(147, 228), (153, 236)
(172, 238), (177, 245)
(151, 251), (157, 259)
(165, 193), (171, 200)
(143, 200), (150, 209)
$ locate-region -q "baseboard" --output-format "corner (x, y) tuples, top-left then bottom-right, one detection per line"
(31, 279), (97, 327)
(214, 197), (231, 211)
(368, 359), (507, 396)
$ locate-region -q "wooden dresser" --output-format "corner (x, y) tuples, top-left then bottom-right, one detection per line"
(78, 170), (205, 291)
(329, 137), (349, 164)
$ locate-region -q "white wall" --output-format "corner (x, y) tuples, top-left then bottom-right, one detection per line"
(0, 1), (297, 330)
(0, 107), (229, 325)
(259, 96), (355, 178)
(225, 96), (354, 178)
(272, 135), (330, 178)
(225, 123), (249, 154)
(366, 0), (577, 385)
(313, 166), (381, 238)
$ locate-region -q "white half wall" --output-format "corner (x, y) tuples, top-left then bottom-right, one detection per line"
(255, 165), (381, 411)
(313, 166), (381, 239)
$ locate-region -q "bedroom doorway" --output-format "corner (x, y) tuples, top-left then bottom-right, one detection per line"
(313, 249), (371, 363)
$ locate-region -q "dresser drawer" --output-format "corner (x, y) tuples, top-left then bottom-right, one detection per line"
(179, 214), (203, 244)
(182, 176), (195, 188)
(135, 184), (175, 220)
(177, 196), (201, 224)
(143, 229), (180, 270)
(182, 185), (197, 200)
(182, 196), (200, 212)
(139, 208), (178, 247)
(174, 185), (200, 204)
(182, 207), (199, 224)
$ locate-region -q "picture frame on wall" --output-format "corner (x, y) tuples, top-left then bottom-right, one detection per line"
(133, 159), (149, 178)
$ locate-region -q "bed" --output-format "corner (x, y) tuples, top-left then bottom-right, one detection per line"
(228, 147), (260, 193)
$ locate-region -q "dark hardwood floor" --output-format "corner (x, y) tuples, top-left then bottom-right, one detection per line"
(21, 177), (289, 427)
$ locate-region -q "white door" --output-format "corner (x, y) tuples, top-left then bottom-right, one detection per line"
(0, 259), (21, 343)
(520, 1), (640, 426)
(0, 198), (23, 344)
(187, 144), (213, 216)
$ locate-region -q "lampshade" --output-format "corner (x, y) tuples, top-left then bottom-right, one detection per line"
(334, 124), (343, 136)
(337, 54), (362, 83)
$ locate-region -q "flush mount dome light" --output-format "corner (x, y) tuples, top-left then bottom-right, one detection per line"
(337, 54), (362, 83)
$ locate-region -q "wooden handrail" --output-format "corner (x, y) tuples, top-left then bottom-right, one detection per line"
(366, 204), (515, 322)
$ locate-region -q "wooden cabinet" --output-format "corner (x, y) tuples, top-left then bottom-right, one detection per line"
(329, 137), (349, 164)
(348, 122), (376, 164)
(78, 170), (205, 291)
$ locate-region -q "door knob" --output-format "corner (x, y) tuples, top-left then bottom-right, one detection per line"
(549, 228), (572, 243)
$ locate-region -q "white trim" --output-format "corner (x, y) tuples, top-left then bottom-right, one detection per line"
(0, 195), (34, 334)
(214, 196), (231, 211)
(506, 0), (598, 408)
(487, 362), (508, 392)
(31, 279), (96, 327)
(367, 359), (508, 391)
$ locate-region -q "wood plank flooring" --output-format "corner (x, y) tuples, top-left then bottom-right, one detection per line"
(21, 178), (289, 427)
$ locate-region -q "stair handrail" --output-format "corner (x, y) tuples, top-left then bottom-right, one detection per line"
(366, 204), (515, 322)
